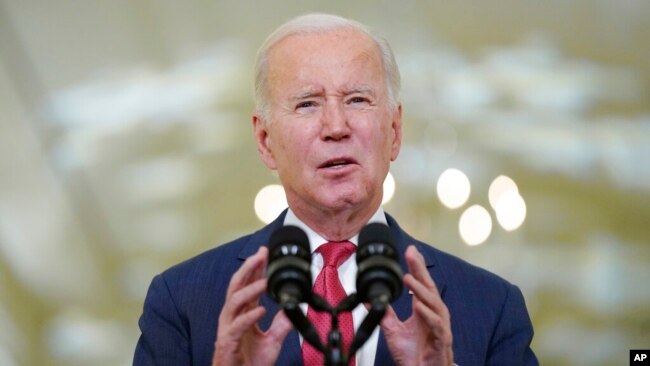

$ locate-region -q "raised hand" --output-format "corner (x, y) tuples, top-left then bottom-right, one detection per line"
(380, 245), (454, 366)
(212, 247), (293, 366)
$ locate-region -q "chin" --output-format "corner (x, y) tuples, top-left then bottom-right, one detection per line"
(318, 192), (369, 212)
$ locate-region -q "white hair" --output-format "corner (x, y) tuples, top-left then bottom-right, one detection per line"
(253, 13), (401, 122)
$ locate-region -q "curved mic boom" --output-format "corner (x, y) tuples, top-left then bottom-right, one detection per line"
(266, 225), (312, 306)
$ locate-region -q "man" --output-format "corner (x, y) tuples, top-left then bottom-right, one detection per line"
(134, 13), (538, 366)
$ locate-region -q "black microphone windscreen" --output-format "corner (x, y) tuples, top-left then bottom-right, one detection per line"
(269, 225), (310, 252)
(266, 225), (312, 305)
(356, 222), (403, 303)
(358, 222), (395, 249)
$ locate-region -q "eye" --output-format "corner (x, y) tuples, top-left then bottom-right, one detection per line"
(348, 96), (368, 104)
(297, 101), (315, 109)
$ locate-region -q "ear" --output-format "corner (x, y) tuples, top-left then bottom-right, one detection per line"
(390, 104), (403, 161)
(253, 113), (278, 170)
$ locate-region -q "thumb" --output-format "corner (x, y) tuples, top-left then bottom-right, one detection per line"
(267, 310), (293, 343)
(379, 304), (401, 333)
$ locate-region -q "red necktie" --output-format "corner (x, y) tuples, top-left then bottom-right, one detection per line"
(302, 241), (356, 366)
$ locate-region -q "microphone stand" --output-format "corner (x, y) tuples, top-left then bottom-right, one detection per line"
(281, 292), (387, 366)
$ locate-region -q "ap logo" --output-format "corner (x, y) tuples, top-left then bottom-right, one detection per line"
(631, 350), (650, 365)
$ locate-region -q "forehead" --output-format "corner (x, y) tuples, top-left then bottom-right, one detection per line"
(266, 29), (385, 93)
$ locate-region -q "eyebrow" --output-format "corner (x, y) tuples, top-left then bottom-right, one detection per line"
(288, 85), (376, 101)
(344, 86), (375, 96)
(289, 88), (324, 101)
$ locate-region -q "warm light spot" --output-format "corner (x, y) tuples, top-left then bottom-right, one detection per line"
(382, 172), (396, 205)
(254, 184), (287, 224)
(437, 168), (471, 209)
(459, 205), (492, 246)
(495, 190), (527, 231)
(488, 175), (519, 210)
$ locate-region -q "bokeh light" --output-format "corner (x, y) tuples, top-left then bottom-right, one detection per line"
(488, 175), (519, 210)
(495, 190), (527, 231)
(382, 172), (396, 205)
(254, 184), (287, 224)
(459, 204), (493, 246)
(436, 168), (471, 209)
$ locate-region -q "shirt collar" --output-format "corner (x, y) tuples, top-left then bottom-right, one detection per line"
(283, 207), (388, 254)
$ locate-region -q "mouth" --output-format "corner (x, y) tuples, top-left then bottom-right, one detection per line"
(318, 157), (358, 170)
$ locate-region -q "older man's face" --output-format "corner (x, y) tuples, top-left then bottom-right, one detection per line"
(254, 29), (402, 215)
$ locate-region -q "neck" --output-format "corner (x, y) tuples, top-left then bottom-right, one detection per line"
(288, 199), (381, 242)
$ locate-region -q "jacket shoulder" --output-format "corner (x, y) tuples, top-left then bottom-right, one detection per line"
(160, 211), (287, 284)
(159, 231), (260, 289)
(419, 241), (514, 291)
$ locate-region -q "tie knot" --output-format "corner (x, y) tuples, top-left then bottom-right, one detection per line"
(318, 241), (355, 268)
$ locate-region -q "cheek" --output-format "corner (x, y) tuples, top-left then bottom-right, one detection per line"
(372, 124), (394, 152)
(283, 123), (320, 150)
(269, 124), (297, 153)
(274, 132), (311, 167)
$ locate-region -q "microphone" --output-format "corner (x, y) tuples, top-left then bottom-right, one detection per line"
(266, 225), (312, 307)
(266, 225), (326, 352)
(356, 223), (403, 306)
(348, 222), (404, 357)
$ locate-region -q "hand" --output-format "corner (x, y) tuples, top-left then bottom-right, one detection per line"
(380, 245), (454, 366)
(212, 247), (293, 366)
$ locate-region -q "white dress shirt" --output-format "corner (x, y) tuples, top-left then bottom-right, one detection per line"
(284, 208), (387, 366)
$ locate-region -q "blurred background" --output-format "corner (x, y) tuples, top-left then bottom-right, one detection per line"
(0, 1), (649, 365)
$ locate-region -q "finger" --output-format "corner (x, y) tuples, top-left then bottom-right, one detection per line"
(226, 247), (268, 298)
(266, 310), (293, 343)
(220, 277), (267, 322)
(250, 247), (269, 283)
(403, 273), (447, 318)
(404, 245), (449, 317)
(404, 273), (442, 308)
(405, 246), (437, 291)
(413, 301), (452, 344)
(224, 306), (267, 340)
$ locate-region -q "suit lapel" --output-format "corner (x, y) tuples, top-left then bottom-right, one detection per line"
(236, 210), (286, 260)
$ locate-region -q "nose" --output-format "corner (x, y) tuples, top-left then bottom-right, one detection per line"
(320, 100), (351, 141)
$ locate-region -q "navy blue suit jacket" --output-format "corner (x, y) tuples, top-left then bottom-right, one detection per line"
(134, 212), (538, 365)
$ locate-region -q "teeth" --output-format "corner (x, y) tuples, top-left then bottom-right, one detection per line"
(328, 160), (347, 167)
